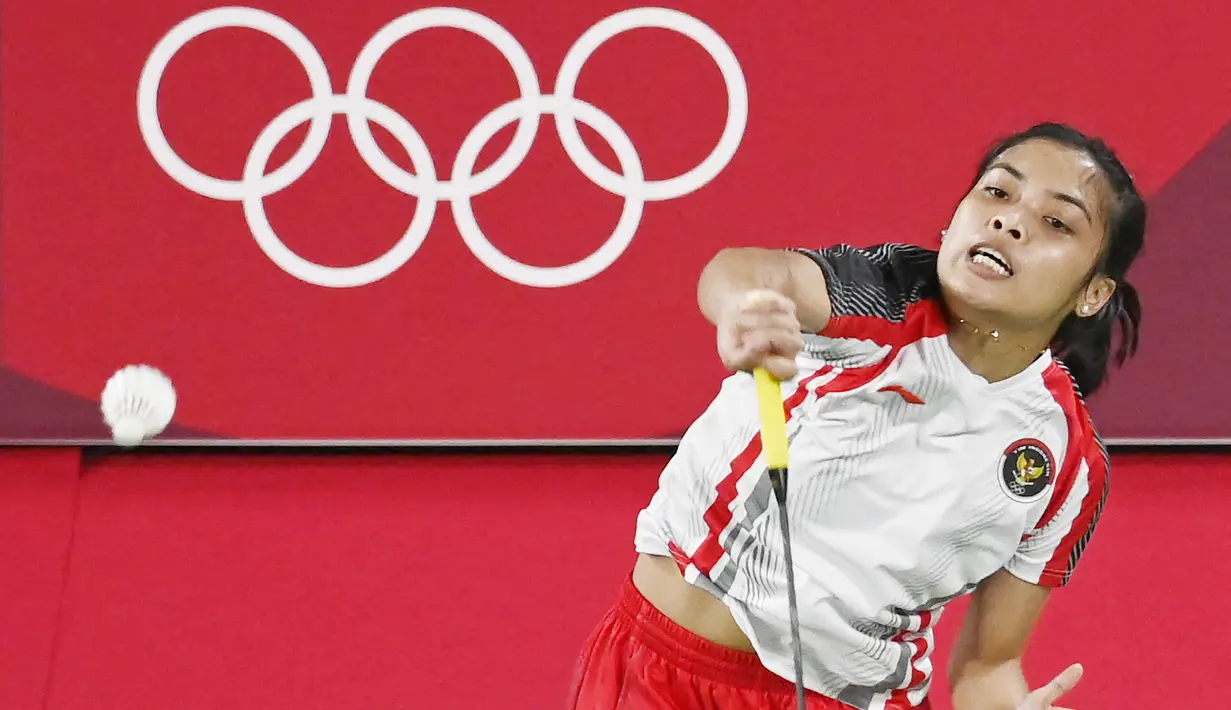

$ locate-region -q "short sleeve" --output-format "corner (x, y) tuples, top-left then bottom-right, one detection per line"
(791, 243), (943, 345)
(1005, 432), (1111, 588)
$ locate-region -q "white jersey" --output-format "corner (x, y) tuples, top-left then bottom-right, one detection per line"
(634, 243), (1109, 710)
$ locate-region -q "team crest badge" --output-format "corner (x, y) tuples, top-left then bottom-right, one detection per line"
(998, 439), (1054, 502)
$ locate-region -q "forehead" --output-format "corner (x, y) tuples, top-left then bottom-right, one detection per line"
(989, 139), (1108, 195)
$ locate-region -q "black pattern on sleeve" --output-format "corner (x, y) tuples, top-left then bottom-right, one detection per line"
(792, 243), (941, 324)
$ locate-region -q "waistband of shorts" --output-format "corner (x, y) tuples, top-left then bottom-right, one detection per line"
(616, 574), (800, 691)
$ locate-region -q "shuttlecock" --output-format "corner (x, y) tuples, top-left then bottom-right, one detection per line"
(100, 365), (177, 447)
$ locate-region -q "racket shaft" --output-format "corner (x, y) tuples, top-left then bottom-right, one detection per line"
(771, 468), (807, 710)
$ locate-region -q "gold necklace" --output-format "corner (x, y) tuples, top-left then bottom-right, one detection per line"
(955, 319), (1039, 353)
(957, 318), (1000, 341)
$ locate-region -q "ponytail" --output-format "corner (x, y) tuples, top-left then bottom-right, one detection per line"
(1051, 281), (1142, 397)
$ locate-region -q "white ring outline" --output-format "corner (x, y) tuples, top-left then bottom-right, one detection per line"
(345, 8), (542, 202)
(554, 7), (748, 202)
(452, 96), (645, 287)
(137, 7), (333, 201)
(242, 95), (439, 288)
(137, 6), (747, 288)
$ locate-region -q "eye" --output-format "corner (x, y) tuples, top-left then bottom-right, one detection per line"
(983, 186), (1009, 199)
(1045, 216), (1073, 233)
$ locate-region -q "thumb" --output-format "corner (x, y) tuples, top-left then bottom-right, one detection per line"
(1033, 663), (1083, 707)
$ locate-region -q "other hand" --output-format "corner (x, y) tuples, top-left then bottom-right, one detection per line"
(1016, 664), (1083, 710)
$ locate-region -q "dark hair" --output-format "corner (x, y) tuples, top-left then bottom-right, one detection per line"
(972, 122), (1145, 397)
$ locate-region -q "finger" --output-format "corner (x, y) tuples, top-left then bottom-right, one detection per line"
(735, 311), (801, 334)
(1037, 664), (1083, 705)
(761, 354), (799, 381)
(721, 344), (758, 370)
(742, 332), (773, 355)
(764, 329), (804, 356)
(722, 332), (776, 371)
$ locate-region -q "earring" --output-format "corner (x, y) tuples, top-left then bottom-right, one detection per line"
(1081, 305), (1094, 315)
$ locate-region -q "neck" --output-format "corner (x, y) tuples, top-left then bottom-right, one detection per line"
(944, 311), (1052, 383)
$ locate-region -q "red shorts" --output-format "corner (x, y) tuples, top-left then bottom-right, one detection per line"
(568, 576), (910, 710)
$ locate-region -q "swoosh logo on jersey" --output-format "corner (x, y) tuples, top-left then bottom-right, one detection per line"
(878, 384), (926, 405)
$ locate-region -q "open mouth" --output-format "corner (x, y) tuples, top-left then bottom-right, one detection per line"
(969, 245), (1013, 277)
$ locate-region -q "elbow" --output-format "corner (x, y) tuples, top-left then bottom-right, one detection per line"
(697, 247), (760, 323)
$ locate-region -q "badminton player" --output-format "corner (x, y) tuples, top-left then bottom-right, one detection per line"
(569, 123), (1144, 710)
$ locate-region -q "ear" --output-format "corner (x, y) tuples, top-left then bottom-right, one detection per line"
(1075, 275), (1116, 318)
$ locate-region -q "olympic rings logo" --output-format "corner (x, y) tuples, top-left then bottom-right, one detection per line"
(137, 6), (748, 288)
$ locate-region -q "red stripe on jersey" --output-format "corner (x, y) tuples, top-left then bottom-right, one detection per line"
(1033, 365), (1086, 531)
(1036, 362), (1111, 584)
(823, 299), (948, 348)
(689, 435), (763, 575)
(691, 348), (912, 577)
(691, 370), (828, 575)
(888, 609), (937, 704)
(822, 344), (906, 395)
(667, 541), (692, 575)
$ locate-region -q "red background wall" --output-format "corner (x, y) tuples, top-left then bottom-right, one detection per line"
(5, 0), (1231, 442)
(2, 3), (1228, 707)
(2, 448), (1226, 709)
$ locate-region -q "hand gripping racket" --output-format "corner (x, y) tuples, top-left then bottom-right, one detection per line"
(753, 367), (807, 710)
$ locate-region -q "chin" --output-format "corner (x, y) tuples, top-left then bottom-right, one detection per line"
(939, 273), (1013, 319)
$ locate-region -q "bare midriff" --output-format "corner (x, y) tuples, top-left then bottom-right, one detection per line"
(631, 552), (757, 653)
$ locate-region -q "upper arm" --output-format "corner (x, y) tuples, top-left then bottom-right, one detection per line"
(790, 243), (944, 345)
(1006, 400), (1111, 588)
(782, 248), (835, 332)
(698, 242), (943, 346)
(697, 247), (835, 332)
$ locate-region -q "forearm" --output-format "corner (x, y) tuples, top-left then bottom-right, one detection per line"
(950, 657), (1030, 710)
(696, 247), (831, 331)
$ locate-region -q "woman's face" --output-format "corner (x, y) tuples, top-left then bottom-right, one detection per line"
(937, 139), (1117, 331)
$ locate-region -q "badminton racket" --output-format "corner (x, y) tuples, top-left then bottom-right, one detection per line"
(753, 366), (806, 710)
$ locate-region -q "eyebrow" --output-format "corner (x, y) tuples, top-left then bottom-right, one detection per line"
(987, 162), (1093, 225)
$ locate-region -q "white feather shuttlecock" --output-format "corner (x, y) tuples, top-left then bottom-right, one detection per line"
(100, 365), (177, 447)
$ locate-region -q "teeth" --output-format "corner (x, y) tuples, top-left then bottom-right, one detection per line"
(978, 246), (1008, 265)
(972, 252), (1010, 277)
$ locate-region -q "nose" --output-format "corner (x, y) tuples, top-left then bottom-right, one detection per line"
(990, 216), (1023, 240)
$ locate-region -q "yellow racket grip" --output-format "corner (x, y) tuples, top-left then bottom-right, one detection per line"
(753, 368), (790, 470)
